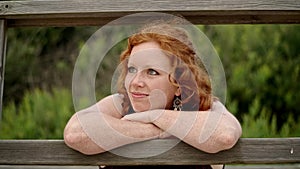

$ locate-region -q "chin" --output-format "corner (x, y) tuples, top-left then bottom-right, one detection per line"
(133, 105), (168, 113)
(132, 105), (150, 113)
(133, 108), (147, 113)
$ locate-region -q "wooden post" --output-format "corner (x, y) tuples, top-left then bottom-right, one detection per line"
(0, 20), (7, 118)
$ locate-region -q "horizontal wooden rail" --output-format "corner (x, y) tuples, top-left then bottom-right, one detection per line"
(0, 138), (299, 166)
(0, 0), (300, 27)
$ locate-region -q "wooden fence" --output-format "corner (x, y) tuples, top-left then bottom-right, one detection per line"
(0, 0), (300, 167)
(0, 138), (300, 165)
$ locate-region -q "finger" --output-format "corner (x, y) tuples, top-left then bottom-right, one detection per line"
(122, 113), (150, 123)
(159, 131), (173, 139)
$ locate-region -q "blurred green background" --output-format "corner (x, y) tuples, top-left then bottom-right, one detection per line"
(0, 25), (299, 139)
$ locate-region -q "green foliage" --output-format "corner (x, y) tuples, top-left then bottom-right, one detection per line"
(201, 25), (300, 131)
(0, 88), (73, 139)
(1, 24), (299, 138)
(226, 95), (300, 137)
(241, 99), (300, 137)
(4, 27), (98, 104)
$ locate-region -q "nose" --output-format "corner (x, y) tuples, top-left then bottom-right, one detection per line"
(131, 72), (145, 87)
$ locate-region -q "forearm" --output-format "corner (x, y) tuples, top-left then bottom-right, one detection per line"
(122, 101), (242, 153)
(64, 110), (161, 155)
(153, 108), (242, 153)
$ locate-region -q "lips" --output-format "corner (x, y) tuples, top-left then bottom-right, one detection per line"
(130, 91), (149, 98)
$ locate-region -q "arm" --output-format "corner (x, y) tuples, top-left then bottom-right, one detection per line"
(123, 101), (242, 153)
(64, 94), (162, 155)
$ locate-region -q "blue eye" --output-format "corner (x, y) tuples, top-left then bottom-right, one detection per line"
(148, 69), (159, 75)
(128, 66), (137, 73)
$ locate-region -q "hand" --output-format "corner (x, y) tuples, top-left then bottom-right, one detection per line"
(122, 110), (173, 138)
(122, 109), (165, 123)
(159, 131), (173, 139)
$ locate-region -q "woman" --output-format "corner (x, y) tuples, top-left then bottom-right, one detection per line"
(64, 19), (242, 168)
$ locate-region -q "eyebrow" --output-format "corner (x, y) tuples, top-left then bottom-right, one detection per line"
(127, 56), (172, 73)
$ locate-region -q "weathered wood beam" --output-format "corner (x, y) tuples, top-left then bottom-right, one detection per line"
(0, 138), (299, 166)
(0, 0), (300, 27)
(0, 20), (6, 117)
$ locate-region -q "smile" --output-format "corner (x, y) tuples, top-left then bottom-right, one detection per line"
(130, 92), (149, 98)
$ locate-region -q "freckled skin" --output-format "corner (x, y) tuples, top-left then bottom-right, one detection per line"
(125, 42), (179, 112)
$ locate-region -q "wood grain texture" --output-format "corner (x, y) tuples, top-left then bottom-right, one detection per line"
(0, 138), (299, 166)
(0, 0), (299, 26)
(0, 20), (6, 116)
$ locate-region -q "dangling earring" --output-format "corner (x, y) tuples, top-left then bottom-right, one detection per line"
(173, 95), (182, 111)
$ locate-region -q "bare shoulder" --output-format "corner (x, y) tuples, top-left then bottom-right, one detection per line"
(211, 100), (230, 115)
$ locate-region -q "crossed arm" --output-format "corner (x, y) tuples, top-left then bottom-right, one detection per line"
(64, 94), (242, 155)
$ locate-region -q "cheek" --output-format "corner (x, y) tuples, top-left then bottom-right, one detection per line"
(161, 77), (176, 89)
(156, 79), (177, 97)
(124, 74), (132, 90)
(150, 84), (177, 109)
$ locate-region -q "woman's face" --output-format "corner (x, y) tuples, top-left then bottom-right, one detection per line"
(125, 41), (179, 112)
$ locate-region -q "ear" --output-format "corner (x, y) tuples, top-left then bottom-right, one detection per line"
(175, 87), (181, 96)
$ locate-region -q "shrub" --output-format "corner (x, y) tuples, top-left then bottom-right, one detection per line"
(0, 88), (73, 139)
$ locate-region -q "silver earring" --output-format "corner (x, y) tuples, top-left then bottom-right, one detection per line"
(173, 96), (182, 111)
